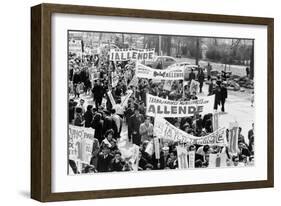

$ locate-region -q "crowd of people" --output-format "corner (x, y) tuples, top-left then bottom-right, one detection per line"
(68, 46), (255, 174)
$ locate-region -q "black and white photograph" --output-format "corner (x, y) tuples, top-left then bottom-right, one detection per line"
(67, 30), (255, 174)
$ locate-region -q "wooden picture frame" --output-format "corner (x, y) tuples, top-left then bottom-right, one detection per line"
(31, 3), (274, 202)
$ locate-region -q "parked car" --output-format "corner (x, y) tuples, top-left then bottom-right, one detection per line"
(145, 56), (177, 69)
(171, 62), (207, 81)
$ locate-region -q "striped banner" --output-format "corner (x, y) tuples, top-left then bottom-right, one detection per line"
(188, 151), (195, 169)
(176, 146), (188, 169)
(213, 111), (219, 131)
(228, 122), (239, 154)
(107, 90), (116, 107)
(209, 153), (227, 168)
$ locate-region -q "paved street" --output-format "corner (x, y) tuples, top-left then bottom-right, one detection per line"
(198, 84), (254, 144)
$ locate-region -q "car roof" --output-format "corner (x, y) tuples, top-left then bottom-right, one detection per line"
(156, 56), (176, 59)
(172, 62), (198, 67)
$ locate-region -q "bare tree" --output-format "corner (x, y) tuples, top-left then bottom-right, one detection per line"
(195, 37), (200, 65)
(250, 40), (254, 79)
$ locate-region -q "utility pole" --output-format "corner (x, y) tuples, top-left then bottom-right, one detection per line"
(250, 40), (254, 80)
(195, 37), (200, 65)
(159, 35), (162, 56)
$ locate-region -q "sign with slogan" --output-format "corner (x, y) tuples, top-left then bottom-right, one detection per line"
(68, 125), (95, 164)
(107, 90), (116, 107)
(111, 71), (119, 87)
(228, 122), (239, 154)
(69, 39), (83, 55)
(176, 146), (188, 169)
(117, 141), (140, 171)
(153, 117), (227, 146)
(213, 111), (219, 131)
(188, 151), (196, 169)
(136, 63), (184, 80)
(109, 48), (155, 61)
(121, 90), (133, 108)
(190, 79), (200, 94)
(163, 80), (173, 91)
(146, 93), (215, 117)
(208, 153), (228, 168)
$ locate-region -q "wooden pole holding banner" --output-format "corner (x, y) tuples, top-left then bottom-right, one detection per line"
(213, 111), (219, 145)
(154, 137), (161, 168)
(159, 35), (163, 69)
(153, 112), (161, 168)
(213, 111), (219, 131)
(158, 35), (162, 56)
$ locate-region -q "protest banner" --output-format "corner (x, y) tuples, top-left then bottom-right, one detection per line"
(109, 48), (155, 61)
(135, 63), (184, 80)
(111, 71), (119, 87)
(228, 122), (239, 154)
(107, 90), (116, 107)
(69, 39), (83, 56)
(213, 111), (219, 131)
(188, 151), (196, 169)
(176, 146), (188, 169)
(146, 93), (215, 118)
(121, 90), (133, 108)
(163, 80), (173, 91)
(68, 125), (95, 164)
(208, 153), (228, 168)
(154, 117), (227, 146)
(190, 79), (200, 94)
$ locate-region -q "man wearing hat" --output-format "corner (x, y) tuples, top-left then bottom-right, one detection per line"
(197, 67), (205, 93)
(96, 145), (114, 172)
(128, 106), (144, 146)
(91, 80), (105, 109)
(102, 110), (118, 138)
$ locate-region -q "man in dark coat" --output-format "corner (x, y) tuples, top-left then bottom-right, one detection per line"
(91, 113), (104, 143)
(220, 81), (228, 112)
(83, 105), (93, 127)
(109, 151), (125, 172)
(91, 80), (104, 109)
(102, 110), (118, 138)
(79, 67), (87, 87)
(72, 69), (81, 98)
(189, 69), (196, 81)
(214, 83), (222, 110)
(96, 145), (114, 172)
(128, 107), (144, 146)
(197, 68), (205, 93)
(68, 100), (77, 124)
